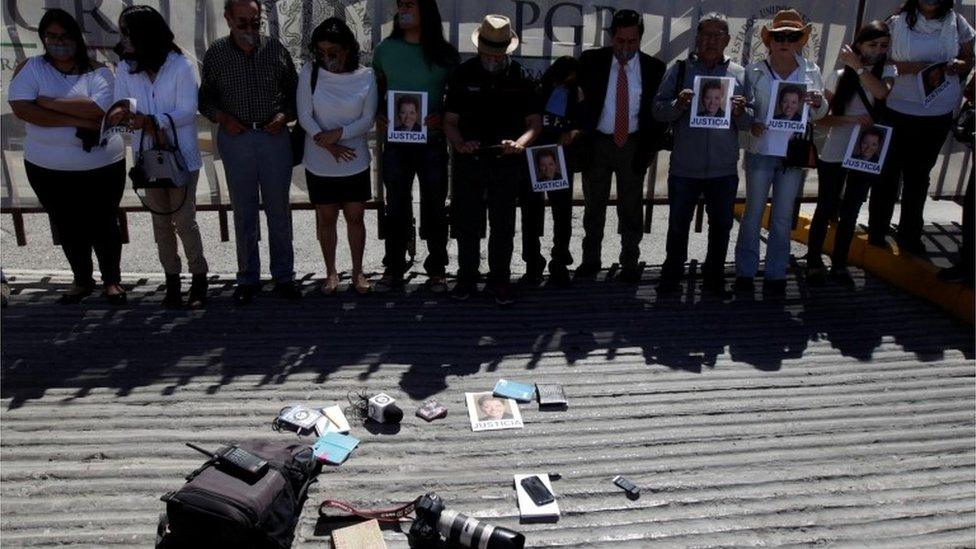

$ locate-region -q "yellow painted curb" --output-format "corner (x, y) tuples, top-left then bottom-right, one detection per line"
(734, 204), (974, 324)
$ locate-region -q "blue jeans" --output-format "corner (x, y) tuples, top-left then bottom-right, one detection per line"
(661, 173), (739, 283)
(735, 152), (803, 280)
(217, 128), (295, 285)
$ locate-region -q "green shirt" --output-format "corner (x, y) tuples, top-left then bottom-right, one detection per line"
(372, 37), (451, 114)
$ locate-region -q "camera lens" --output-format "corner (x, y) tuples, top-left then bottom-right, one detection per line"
(436, 509), (525, 549)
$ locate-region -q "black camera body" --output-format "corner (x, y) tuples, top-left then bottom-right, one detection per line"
(408, 493), (525, 549)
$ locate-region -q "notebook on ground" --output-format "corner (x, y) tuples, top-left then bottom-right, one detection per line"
(493, 379), (535, 402)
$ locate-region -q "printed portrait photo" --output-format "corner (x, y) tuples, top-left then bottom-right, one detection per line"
(765, 81), (809, 132)
(387, 90), (428, 144)
(919, 62), (950, 107)
(465, 391), (524, 432)
(526, 145), (569, 192)
(842, 124), (893, 175)
(689, 76), (733, 129)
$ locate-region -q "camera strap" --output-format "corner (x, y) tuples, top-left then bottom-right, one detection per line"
(318, 497), (419, 523)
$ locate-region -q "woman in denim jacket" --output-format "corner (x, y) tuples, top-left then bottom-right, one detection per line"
(735, 9), (829, 297)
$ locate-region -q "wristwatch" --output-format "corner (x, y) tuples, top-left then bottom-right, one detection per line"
(855, 67), (868, 76)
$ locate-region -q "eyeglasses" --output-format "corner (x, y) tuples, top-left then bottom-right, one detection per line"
(771, 31), (804, 43)
(42, 32), (75, 44)
(698, 31), (727, 42)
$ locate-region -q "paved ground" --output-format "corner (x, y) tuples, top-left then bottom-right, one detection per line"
(1, 202), (973, 547)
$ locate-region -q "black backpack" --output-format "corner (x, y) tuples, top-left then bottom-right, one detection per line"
(157, 441), (319, 549)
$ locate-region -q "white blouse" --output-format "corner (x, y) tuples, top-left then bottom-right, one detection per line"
(297, 64), (378, 177)
(114, 52), (202, 171)
(7, 56), (125, 171)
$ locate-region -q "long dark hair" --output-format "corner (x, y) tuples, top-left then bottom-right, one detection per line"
(540, 56), (579, 92)
(387, 0), (459, 69)
(829, 20), (890, 116)
(119, 5), (182, 74)
(310, 17), (360, 73)
(897, 0), (955, 29)
(37, 9), (92, 72)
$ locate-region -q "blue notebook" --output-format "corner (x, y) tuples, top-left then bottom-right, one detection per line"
(493, 379), (536, 403)
(313, 432), (360, 465)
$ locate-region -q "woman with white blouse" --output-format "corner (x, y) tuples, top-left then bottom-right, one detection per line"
(114, 5), (209, 308)
(298, 18), (378, 295)
(869, 0), (975, 254)
(7, 9), (127, 304)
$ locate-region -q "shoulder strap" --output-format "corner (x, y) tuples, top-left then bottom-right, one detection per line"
(310, 62), (320, 93)
(675, 59), (686, 94)
(162, 113), (180, 150)
(763, 60), (779, 80)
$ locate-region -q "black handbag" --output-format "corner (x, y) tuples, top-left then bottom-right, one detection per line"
(783, 122), (818, 169)
(290, 62), (322, 166)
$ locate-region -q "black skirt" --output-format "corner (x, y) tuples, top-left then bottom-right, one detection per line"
(305, 169), (371, 205)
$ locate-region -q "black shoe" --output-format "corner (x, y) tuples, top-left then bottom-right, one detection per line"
(273, 280), (302, 300)
(232, 284), (260, 305)
(548, 267), (571, 288)
(734, 276), (754, 294)
(488, 281), (515, 307)
(937, 264), (970, 283)
(162, 274), (182, 309)
(518, 271), (544, 287)
(868, 236), (892, 250)
(103, 286), (128, 305)
(450, 280), (475, 301)
(574, 262), (601, 279)
(763, 278), (787, 297)
(806, 264), (827, 287)
(701, 277), (730, 298)
(656, 277), (680, 294)
(373, 272), (404, 293)
(57, 283), (94, 305)
(188, 274), (208, 308)
(829, 266), (856, 288)
(618, 265), (642, 284)
(896, 238), (926, 256)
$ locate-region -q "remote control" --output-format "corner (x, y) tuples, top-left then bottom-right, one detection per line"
(186, 443), (269, 478)
(612, 475), (640, 497)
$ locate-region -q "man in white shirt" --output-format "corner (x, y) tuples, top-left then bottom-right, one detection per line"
(575, 9), (666, 283)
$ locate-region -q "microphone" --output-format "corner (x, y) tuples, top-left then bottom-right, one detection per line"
(367, 393), (403, 424)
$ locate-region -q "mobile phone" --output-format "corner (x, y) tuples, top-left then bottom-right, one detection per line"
(520, 476), (555, 506)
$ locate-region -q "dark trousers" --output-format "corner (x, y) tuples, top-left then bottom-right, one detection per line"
(961, 170), (974, 276)
(25, 159), (126, 286)
(868, 110), (953, 245)
(660, 173), (738, 283)
(809, 160), (874, 267)
(452, 155), (521, 284)
(382, 138), (450, 277)
(581, 133), (646, 268)
(518, 178), (573, 275)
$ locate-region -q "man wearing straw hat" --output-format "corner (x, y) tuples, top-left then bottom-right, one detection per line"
(575, 9), (667, 284)
(444, 14), (541, 306)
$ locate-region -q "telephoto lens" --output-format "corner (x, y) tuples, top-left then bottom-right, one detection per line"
(435, 508), (525, 549)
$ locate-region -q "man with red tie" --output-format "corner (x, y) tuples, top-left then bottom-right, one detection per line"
(575, 9), (666, 283)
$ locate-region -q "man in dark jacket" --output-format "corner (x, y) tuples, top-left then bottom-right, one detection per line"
(575, 9), (666, 283)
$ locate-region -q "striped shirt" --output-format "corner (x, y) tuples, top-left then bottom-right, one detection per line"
(198, 35), (298, 126)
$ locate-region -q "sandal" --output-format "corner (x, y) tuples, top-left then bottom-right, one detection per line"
(353, 274), (372, 296)
(103, 284), (127, 305)
(321, 274), (340, 296)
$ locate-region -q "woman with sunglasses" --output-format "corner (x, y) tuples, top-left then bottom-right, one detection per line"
(806, 21), (895, 287)
(114, 5), (209, 308)
(736, 9), (829, 297)
(297, 18), (377, 295)
(869, 0), (974, 254)
(7, 9), (127, 304)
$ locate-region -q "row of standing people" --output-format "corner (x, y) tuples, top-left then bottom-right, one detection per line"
(8, 0), (973, 307)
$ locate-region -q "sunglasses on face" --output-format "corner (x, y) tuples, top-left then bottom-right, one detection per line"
(771, 31), (803, 43)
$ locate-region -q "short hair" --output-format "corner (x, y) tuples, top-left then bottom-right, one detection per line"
(310, 17), (360, 73)
(701, 79), (723, 95)
(396, 94), (420, 113)
(778, 84), (804, 101)
(535, 148), (558, 165)
(477, 394), (504, 408)
(224, 0), (261, 13)
(860, 126), (885, 142)
(697, 12), (729, 34)
(610, 9), (644, 38)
